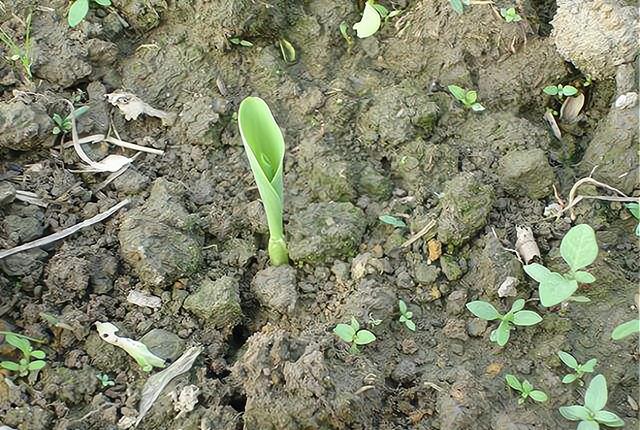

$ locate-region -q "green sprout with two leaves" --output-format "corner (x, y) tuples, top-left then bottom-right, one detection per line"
(624, 202), (640, 236)
(238, 97), (288, 266)
(543, 84), (578, 101)
(466, 298), (542, 346)
(68, 0), (111, 28)
(96, 373), (115, 387)
(0, 332), (46, 376)
(448, 85), (485, 111)
(524, 224), (598, 307)
(333, 317), (376, 354)
(398, 300), (415, 331)
(52, 106), (89, 135)
(558, 351), (597, 385)
(0, 12), (33, 80)
(505, 374), (548, 404)
(500, 7), (522, 22)
(229, 37), (253, 47)
(559, 374), (624, 429)
(352, 0), (401, 39)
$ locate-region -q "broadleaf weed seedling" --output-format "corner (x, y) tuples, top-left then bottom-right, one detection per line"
(379, 214), (406, 228)
(559, 374), (624, 429)
(68, 0), (111, 28)
(624, 202), (640, 236)
(466, 298), (542, 346)
(611, 319), (640, 340)
(0, 332), (46, 376)
(52, 106), (89, 135)
(398, 300), (415, 331)
(229, 37), (253, 47)
(333, 317), (376, 353)
(524, 224), (598, 307)
(0, 12), (33, 80)
(238, 97), (289, 266)
(543, 84), (578, 100)
(448, 85), (485, 111)
(96, 373), (115, 387)
(557, 351), (597, 385)
(500, 7), (522, 22)
(505, 374), (548, 404)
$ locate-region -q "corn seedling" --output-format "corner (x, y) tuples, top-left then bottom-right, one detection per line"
(625, 202), (640, 236)
(559, 374), (624, 429)
(500, 7), (522, 22)
(611, 319), (640, 340)
(379, 214), (406, 228)
(52, 106), (89, 135)
(466, 298), (542, 346)
(398, 300), (415, 331)
(0, 12), (33, 79)
(505, 374), (548, 404)
(448, 85), (485, 111)
(543, 84), (578, 100)
(333, 317), (376, 353)
(238, 97), (289, 266)
(0, 332), (46, 376)
(557, 351), (597, 385)
(524, 224), (598, 307)
(68, 0), (111, 27)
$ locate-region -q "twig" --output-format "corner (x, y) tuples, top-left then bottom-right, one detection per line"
(401, 219), (437, 248)
(62, 134), (164, 155)
(565, 176), (634, 220)
(0, 199), (129, 260)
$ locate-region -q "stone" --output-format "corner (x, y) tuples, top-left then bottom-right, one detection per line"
(437, 173), (495, 246)
(413, 263), (440, 285)
(251, 266), (297, 314)
(0, 100), (52, 150)
(183, 276), (242, 330)
(40, 366), (98, 404)
(499, 149), (555, 199)
(0, 181), (16, 206)
(440, 255), (463, 281)
(467, 318), (488, 337)
(288, 202), (367, 264)
(446, 290), (468, 315)
(119, 178), (203, 287)
(140, 329), (185, 362)
(113, 169), (150, 194)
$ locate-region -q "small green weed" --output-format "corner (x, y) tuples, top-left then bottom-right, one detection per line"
(0, 332), (46, 376)
(624, 202), (640, 236)
(524, 224), (598, 307)
(398, 300), (415, 331)
(505, 374), (548, 404)
(96, 373), (115, 387)
(229, 37), (253, 47)
(557, 351), (597, 385)
(543, 84), (578, 100)
(379, 215), (406, 228)
(0, 12), (33, 79)
(466, 298), (542, 346)
(448, 85), (485, 111)
(559, 374), (624, 429)
(449, 0), (471, 14)
(611, 319), (640, 340)
(333, 317), (376, 353)
(339, 21), (354, 49)
(500, 7), (522, 22)
(51, 106), (89, 135)
(68, 0), (111, 28)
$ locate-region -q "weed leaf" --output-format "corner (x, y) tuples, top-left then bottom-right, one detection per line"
(529, 390), (548, 402)
(354, 329), (376, 345)
(379, 215), (406, 228)
(611, 319), (640, 340)
(574, 271), (596, 284)
(466, 301), (500, 320)
(560, 224), (598, 271)
(559, 405), (591, 421)
(593, 410), (624, 426)
(557, 351), (578, 369)
(562, 374), (577, 384)
(538, 272), (577, 307)
(584, 374), (607, 411)
(523, 263), (552, 283)
(68, 0), (89, 27)
(405, 320), (416, 331)
(447, 85), (466, 102)
(27, 360), (46, 370)
(333, 324), (355, 342)
(512, 310), (542, 326)
(0, 361), (20, 371)
(505, 374), (521, 390)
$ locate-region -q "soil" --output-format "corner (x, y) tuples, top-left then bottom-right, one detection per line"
(0, 1), (638, 429)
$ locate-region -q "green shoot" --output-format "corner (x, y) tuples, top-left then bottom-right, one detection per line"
(557, 351), (597, 385)
(624, 202), (640, 236)
(52, 106), (89, 135)
(238, 97), (288, 266)
(559, 374), (624, 429)
(339, 21), (354, 48)
(611, 319), (640, 340)
(333, 317), (376, 353)
(500, 7), (522, 22)
(229, 37), (253, 47)
(96, 373), (115, 387)
(448, 85), (485, 111)
(278, 38), (296, 63)
(68, 0), (111, 28)
(543, 84), (578, 101)
(466, 298), (542, 346)
(379, 214), (406, 228)
(0, 12), (33, 79)
(505, 374), (548, 404)
(398, 300), (415, 331)
(524, 224), (598, 307)
(449, 0), (471, 14)
(0, 332), (46, 377)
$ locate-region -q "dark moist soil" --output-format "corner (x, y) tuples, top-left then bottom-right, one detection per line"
(0, 1), (638, 430)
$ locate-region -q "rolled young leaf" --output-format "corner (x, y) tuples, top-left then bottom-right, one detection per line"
(238, 97), (289, 266)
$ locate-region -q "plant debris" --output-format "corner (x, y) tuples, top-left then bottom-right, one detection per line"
(95, 322), (166, 372)
(106, 91), (175, 126)
(515, 225), (541, 264)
